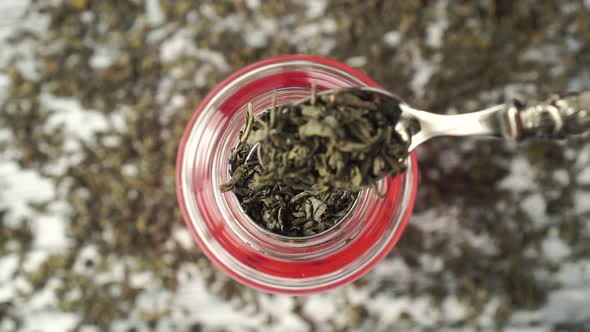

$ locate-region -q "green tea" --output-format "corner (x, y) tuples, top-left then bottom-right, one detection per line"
(221, 105), (358, 237)
(221, 88), (410, 236)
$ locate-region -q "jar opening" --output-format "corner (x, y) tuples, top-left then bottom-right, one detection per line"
(221, 118), (363, 240)
(216, 102), (379, 257)
(177, 55), (419, 294)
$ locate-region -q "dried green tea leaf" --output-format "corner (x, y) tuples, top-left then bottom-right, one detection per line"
(220, 101), (358, 237)
(220, 88), (412, 236)
(256, 88), (411, 192)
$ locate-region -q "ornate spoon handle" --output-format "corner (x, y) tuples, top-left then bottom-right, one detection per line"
(503, 90), (590, 141)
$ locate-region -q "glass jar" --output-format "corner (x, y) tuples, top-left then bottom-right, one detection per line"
(176, 55), (419, 294)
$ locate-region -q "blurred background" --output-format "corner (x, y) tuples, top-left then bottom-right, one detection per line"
(1, 0), (590, 331)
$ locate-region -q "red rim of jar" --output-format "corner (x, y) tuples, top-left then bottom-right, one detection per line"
(176, 55), (418, 294)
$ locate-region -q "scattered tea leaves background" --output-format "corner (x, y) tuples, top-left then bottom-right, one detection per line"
(1, 0), (590, 331)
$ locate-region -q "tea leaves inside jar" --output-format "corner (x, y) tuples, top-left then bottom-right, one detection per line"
(221, 105), (358, 237)
(253, 88), (411, 193)
(221, 88), (410, 237)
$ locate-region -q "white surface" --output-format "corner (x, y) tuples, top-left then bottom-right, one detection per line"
(0, 161), (55, 223)
(383, 30), (402, 47)
(42, 93), (124, 143)
(410, 44), (437, 98)
(145, 0), (165, 26)
(426, 0), (449, 48)
(499, 157), (538, 191)
(1, 1), (589, 331)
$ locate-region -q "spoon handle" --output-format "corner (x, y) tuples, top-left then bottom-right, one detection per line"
(503, 90), (590, 141)
(403, 90), (590, 151)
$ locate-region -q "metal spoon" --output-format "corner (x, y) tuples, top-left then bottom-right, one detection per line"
(248, 86), (590, 166)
